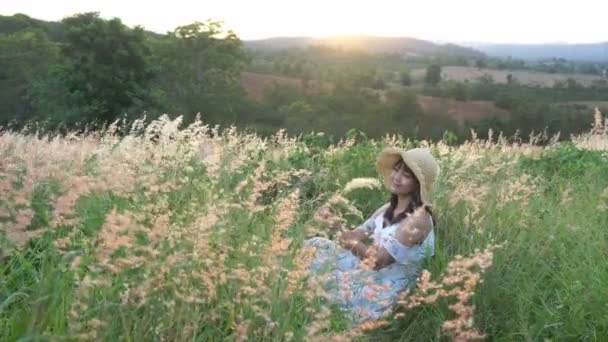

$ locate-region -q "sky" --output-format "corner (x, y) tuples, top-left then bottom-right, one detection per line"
(2, 0), (607, 44)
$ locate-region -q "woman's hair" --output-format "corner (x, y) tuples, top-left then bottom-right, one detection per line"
(382, 159), (434, 227)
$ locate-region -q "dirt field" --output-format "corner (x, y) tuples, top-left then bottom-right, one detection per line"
(240, 72), (508, 124)
(239, 72), (304, 102)
(417, 95), (509, 124)
(411, 66), (604, 87)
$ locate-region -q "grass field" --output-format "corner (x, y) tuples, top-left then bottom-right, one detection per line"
(1, 115), (608, 341)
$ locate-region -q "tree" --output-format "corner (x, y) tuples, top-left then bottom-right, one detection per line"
(566, 78), (580, 90)
(388, 90), (423, 122)
(578, 63), (599, 75)
(44, 12), (152, 125)
(446, 81), (469, 101)
(371, 78), (386, 90)
(475, 59), (486, 69)
(425, 64), (441, 86)
(400, 70), (412, 86)
(149, 20), (249, 123)
(506, 74), (517, 85)
(478, 74), (494, 85)
(279, 100), (316, 132)
(0, 29), (58, 125)
(0, 14), (34, 34)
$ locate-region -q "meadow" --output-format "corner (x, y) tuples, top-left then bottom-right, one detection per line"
(1, 113), (608, 341)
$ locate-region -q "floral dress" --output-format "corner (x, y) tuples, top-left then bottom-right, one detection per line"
(303, 209), (435, 322)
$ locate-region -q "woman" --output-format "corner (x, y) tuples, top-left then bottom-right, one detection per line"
(304, 147), (440, 321)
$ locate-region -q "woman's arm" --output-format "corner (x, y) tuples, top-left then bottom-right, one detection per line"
(340, 202), (391, 262)
(359, 209), (433, 270)
(339, 228), (370, 249)
(353, 244), (395, 270)
(339, 205), (386, 249)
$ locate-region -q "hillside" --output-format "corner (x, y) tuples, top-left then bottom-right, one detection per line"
(0, 15), (481, 61)
(239, 71), (509, 125)
(245, 35), (485, 58)
(466, 42), (608, 62)
(2, 13), (604, 142)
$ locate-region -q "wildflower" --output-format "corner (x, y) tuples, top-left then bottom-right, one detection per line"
(358, 319), (389, 331)
(592, 107), (604, 135)
(343, 177), (381, 194)
(234, 320), (250, 342)
(15, 208), (33, 230)
(397, 243), (504, 341)
(270, 189), (300, 255)
(598, 187), (608, 211)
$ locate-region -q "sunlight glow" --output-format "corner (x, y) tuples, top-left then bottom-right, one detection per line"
(2, 0), (607, 43)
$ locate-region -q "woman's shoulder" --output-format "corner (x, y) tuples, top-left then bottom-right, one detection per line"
(394, 208), (434, 247)
(359, 203), (391, 232)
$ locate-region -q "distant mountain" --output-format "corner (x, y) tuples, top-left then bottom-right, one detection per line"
(464, 42), (608, 62)
(245, 36), (484, 58)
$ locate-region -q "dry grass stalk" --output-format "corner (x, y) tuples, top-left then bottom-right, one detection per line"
(397, 243), (504, 341)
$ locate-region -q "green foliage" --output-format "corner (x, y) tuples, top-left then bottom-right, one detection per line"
(0, 14), (249, 130)
(148, 21), (250, 124)
(520, 143), (608, 179)
(1, 235), (73, 341)
(259, 80), (462, 141)
(475, 56), (608, 77)
(444, 81), (469, 101)
(278, 100), (316, 133)
(0, 13), (153, 128)
(425, 64), (441, 86)
(505, 73), (516, 85)
(400, 70), (412, 86)
(441, 130), (458, 145)
(29, 181), (61, 231)
(302, 132), (333, 150)
(250, 45), (409, 84)
(1, 13), (607, 144)
(0, 28), (59, 125)
(55, 13), (152, 124)
(475, 58), (486, 69)
(0, 13), (65, 41)
(419, 80), (608, 140)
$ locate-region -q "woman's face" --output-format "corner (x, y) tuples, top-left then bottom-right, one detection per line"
(390, 160), (418, 195)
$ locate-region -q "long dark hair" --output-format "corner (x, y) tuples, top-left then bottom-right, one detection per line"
(382, 159), (434, 227)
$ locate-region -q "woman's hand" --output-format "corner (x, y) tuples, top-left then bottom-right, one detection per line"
(339, 228), (369, 249)
(340, 229), (396, 270)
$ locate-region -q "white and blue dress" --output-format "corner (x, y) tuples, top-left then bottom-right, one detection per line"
(303, 207), (435, 321)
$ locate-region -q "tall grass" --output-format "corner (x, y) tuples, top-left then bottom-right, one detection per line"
(1, 113), (607, 341)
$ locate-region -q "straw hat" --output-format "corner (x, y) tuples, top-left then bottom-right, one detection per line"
(376, 147), (440, 205)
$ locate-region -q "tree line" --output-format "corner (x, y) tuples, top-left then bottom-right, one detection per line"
(0, 13), (250, 130)
(1, 13), (604, 143)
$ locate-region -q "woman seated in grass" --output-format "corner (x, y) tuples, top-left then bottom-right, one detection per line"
(304, 147), (440, 322)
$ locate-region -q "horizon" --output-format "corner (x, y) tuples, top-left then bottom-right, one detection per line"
(244, 35), (608, 46)
(2, 0), (608, 45)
